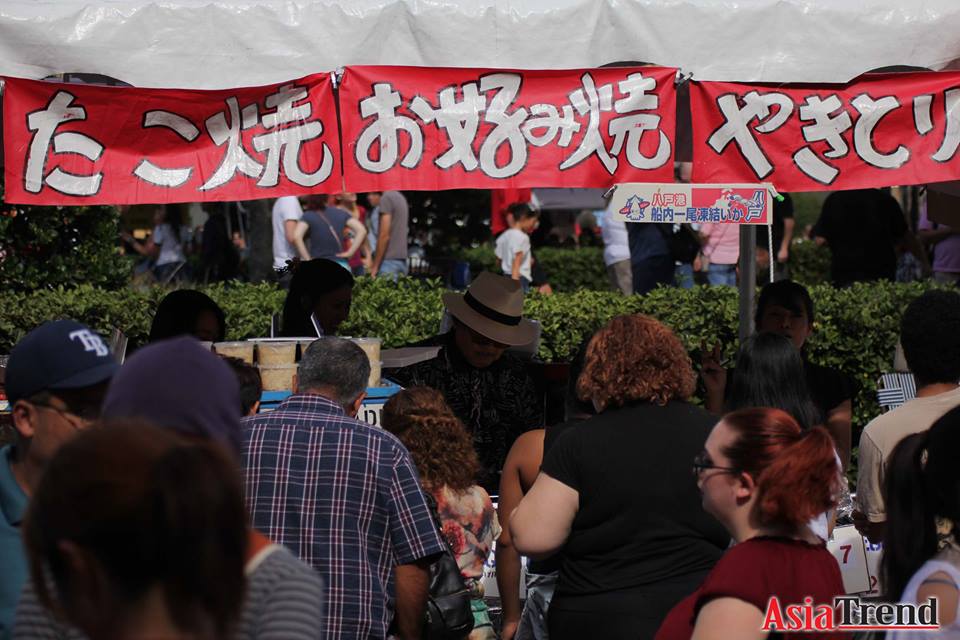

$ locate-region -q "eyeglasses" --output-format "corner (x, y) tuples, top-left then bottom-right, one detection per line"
(692, 451), (739, 478)
(32, 402), (94, 430)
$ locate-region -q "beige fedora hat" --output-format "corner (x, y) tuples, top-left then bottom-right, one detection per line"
(442, 272), (537, 346)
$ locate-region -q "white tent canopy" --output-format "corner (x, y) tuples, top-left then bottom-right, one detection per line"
(1, 0), (960, 89)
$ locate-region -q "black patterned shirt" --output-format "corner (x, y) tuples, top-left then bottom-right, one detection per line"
(393, 334), (544, 492)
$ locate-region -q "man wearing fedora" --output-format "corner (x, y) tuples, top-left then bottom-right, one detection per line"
(394, 272), (544, 492)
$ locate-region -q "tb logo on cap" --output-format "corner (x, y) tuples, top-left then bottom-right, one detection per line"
(69, 329), (110, 357)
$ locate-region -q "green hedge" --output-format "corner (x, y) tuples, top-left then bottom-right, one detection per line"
(789, 239), (831, 286)
(0, 278), (939, 438)
(0, 190), (131, 292)
(457, 246), (609, 291)
(458, 241), (832, 292)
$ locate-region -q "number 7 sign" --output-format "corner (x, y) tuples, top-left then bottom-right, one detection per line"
(827, 525), (871, 594)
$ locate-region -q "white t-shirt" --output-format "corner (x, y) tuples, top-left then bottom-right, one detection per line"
(272, 196), (303, 269)
(601, 206), (630, 266)
(152, 223), (185, 266)
(888, 558), (960, 640)
(495, 228), (532, 281)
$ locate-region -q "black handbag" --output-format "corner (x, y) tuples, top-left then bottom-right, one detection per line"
(423, 493), (474, 640)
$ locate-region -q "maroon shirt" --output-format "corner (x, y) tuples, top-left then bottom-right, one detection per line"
(655, 536), (847, 640)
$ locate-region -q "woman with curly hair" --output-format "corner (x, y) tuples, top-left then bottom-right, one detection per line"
(511, 314), (729, 640)
(381, 387), (501, 640)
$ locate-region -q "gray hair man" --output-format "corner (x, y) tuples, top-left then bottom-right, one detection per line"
(295, 338), (369, 415)
(242, 337), (445, 640)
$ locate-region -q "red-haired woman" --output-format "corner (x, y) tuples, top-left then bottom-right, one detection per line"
(510, 314), (729, 640)
(655, 408), (846, 640)
(382, 387), (500, 640)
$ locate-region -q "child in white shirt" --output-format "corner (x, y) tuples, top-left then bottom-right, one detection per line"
(495, 205), (540, 291)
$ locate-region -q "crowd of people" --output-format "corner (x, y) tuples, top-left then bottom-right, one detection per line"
(596, 164), (798, 295)
(121, 202), (245, 285)
(597, 184), (951, 295)
(116, 180), (955, 304)
(119, 189), (405, 286)
(3, 250), (960, 639)
(273, 190), (408, 285)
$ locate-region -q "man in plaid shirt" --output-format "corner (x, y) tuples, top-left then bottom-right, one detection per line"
(242, 337), (446, 639)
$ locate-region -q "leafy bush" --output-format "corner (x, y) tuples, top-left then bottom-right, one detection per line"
(460, 243), (830, 292)
(536, 247), (609, 291)
(202, 282), (287, 340)
(790, 239), (831, 286)
(0, 285), (162, 349)
(0, 181), (131, 292)
(459, 245), (610, 291)
(0, 278), (938, 437)
(457, 245), (497, 274)
(0, 278), (444, 352)
(339, 277), (445, 347)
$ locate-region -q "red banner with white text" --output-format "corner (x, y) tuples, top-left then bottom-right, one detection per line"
(691, 72), (960, 191)
(2, 74), (341, 205)
(339, 65), (677, 191)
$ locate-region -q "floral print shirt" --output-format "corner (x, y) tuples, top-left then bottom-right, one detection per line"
(433, 484), (501, 581)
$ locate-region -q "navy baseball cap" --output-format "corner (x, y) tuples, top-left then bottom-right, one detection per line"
(6, 320), (119, 403)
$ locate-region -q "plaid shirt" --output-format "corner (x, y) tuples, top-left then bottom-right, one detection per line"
(242, 394), (445, 640)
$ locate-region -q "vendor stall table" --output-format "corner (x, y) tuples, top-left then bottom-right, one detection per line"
(258, 380), (402, 428)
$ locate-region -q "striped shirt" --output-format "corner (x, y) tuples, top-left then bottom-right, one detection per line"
(242, 393), (445, 640)
(14, 540), (324, 640)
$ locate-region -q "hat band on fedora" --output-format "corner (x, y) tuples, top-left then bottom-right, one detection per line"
(463, 291), (522, 326)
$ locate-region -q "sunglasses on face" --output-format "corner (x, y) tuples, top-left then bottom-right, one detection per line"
(692, 451), (739, 478)
(466, 326), (508, 350)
